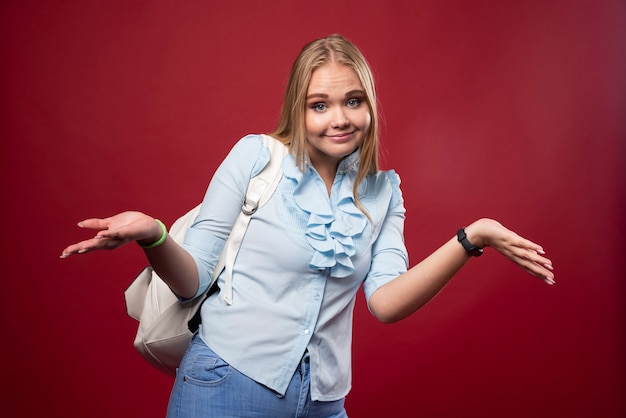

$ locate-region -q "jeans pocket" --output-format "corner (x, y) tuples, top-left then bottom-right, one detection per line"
(181, 338), (232, 386)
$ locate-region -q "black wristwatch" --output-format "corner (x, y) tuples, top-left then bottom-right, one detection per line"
(456, 227), (483, 257)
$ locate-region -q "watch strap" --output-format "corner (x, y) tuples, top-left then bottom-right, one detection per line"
(456, 227), (483, 257)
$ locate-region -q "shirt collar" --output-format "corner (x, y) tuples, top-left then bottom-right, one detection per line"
(304, 147), (361, 174)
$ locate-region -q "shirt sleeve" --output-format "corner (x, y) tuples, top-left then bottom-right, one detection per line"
(182, 134), (269, 299)
(362, 170), (409, 302)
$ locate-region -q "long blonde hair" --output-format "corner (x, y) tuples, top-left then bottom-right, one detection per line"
(270, 34), (380, 216)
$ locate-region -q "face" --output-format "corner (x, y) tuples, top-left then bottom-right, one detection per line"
(304, 62), (371, 171)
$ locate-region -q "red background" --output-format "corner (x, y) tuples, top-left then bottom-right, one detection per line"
(2, 1), (625, 417)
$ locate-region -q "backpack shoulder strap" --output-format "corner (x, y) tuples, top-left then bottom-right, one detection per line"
(214, 134), (288, 305)
(241, 135), (288, 215)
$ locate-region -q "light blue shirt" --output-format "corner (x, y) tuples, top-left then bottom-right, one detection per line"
(183, 134), (408, 401)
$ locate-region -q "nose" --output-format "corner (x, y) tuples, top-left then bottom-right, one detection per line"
(331, 107), (349, 129)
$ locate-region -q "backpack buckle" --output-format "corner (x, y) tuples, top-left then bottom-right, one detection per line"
(241, 199), (258, 215)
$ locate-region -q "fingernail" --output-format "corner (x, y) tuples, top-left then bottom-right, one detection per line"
(544, 263), (553, 271)
(536, 248), (546, 255)
(77, 222), (84, 228)
(544, 277), (555, 285)
(78, 248), (88, 254)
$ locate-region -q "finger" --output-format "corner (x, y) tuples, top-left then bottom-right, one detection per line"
(512, 237), (554, 268)
(94, 224), (133, 241)
(506, 246), (555, 285)
(531, 264), (556, 284)
(529, 262), (556, 285)
(60, 241), (95, 258)
(515, 236), (545, 254)
(60, 235), (126, 258)
(516, 260), (555, 285)
(77, 218), (111, 231)
(529, 249), (554, 270)
(527, 250), (553, 268)
(60, 247), (78, 258)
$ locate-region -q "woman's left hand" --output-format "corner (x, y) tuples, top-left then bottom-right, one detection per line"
(466, 218), (555, 285)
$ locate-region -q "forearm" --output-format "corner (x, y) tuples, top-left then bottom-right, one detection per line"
(368, 232), (472, 323)
(141, 234), (200, 300)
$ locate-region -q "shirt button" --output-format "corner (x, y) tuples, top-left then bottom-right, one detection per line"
(314, 293), (321, 300)
(303, 329), (310, 335)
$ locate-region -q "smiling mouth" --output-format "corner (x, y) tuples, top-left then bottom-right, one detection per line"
(326, 132), (354, 141)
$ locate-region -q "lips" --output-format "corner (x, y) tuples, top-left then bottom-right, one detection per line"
(326, 132), (354, 142)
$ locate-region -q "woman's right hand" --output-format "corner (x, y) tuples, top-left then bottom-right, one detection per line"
(60, 211), (162, 258)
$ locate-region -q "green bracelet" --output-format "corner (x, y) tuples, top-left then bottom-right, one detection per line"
(138, 219), (167, 249)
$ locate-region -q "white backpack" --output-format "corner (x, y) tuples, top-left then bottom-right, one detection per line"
(124, 135), (287, 375)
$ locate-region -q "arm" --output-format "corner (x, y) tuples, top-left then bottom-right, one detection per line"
(60, 211), (200, 298)
(368, 218), (555, 323)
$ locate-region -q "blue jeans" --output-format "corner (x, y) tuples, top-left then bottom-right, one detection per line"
(166, 335), (348, 418)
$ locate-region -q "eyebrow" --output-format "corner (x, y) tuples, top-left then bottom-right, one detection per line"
(306, 89), (366, 100)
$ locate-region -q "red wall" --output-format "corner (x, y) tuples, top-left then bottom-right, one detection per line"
(2, 1), (625, 417)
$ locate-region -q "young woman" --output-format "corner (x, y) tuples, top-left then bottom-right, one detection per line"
(61, 34), (554, 418)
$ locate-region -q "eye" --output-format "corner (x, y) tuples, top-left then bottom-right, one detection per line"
(311, 102), (327, 111)
(347, 98), (362, 107)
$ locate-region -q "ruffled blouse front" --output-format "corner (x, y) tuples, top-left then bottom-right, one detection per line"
(282, 150), (368, 279)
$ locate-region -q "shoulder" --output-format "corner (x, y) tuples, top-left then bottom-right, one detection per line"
(227, 134), (265, 159)
(223, 134), (272, 178)
(362, 169), (403, 207)
(379, 169), (402, 189)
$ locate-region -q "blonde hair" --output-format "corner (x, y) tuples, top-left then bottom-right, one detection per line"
(270, 34), (380, 217)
